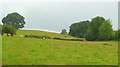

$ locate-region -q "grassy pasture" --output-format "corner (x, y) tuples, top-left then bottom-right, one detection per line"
(16, 30), (84, 39)
(0, 36), (2, 65)
(2, 30), (118, 65)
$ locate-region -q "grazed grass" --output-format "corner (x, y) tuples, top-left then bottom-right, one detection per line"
(16, 30), (84, 39)
(2, 30), (118, 65)
(0, 35), (2, 65)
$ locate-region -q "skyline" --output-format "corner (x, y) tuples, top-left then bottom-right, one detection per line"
(0, 1), (118, 33)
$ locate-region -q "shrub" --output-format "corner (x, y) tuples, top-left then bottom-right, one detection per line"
(0, 24), (2, 34)
(103, 43), (112, 45)
(2, 24), (17, 36)
(53, 37), (83, 41)
(25, 35), (51, 39)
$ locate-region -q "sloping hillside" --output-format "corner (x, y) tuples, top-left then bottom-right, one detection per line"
(2, 30), (118, 65)
(16, 30), (84, 39)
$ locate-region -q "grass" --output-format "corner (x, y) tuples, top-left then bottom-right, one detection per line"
(2, 30), (118, 65)
(0, 35), (2, 65)
(16, 30), (84, 39)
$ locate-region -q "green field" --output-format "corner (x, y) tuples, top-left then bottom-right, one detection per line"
(2, 30), (118, 65)
(0, 35), (2, 65)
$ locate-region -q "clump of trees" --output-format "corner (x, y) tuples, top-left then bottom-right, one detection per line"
(69, 20), (90, 38)
(61, 29), (67, 34)
(98, 20), (114, 40)
(69, 16), (118, 41)
(1, 12), (26, 36)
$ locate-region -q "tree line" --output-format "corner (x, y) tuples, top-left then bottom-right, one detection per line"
(67, 16), (119, 41)
(0, 12), (119, 41)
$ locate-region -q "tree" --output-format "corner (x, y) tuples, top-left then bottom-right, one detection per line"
(111, 31), (117, 40)
(61, 29), (67, 34)
(9, 26), (17, 36)
(118, 30), (120, 39)
(86, 16), (105, 40)
(2, 25), (9, 36)
(0, 24), (2, 34)
(2, 12), (26, 29)
(2, 24), (16, 36)
(69, 16), (114, 41)
(98, 20), (113, 40)
(110, 30), (120, 40)
(113, 30), (120, 40)
(69, 20), (90, 38)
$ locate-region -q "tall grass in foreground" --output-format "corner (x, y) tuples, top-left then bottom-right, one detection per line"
(2, 30), (118, 65)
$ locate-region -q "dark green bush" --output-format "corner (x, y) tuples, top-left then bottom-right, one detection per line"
(2, 24), (17, 36)
(53, 38), (61, 39)
(103, 43), (112, 45)
(53, 37), (83, 41)
(25, 35), (51, 39)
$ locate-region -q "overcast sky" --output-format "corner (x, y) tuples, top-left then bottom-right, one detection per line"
(0, 0), (119, 33)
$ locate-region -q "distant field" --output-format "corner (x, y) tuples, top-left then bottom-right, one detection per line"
(2, 30), (118, 65)
(16, 30), (83, 39)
